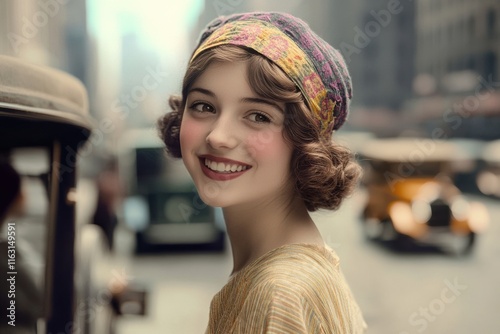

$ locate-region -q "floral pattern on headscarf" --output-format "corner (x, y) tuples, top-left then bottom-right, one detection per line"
(191, 12), (352, 137)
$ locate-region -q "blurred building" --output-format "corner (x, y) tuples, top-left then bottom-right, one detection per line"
(407, 0), (500, 140)
(416, 0), (500, 86)
(0, 1), (65, 66)
(0, 0), (88, 84)
(348, 0), (416, 110)
(192, 0), (339, 50)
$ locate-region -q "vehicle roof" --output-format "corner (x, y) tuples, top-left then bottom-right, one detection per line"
(0, 56), (93, 147)
(360, 138), (473, 162)
(119, 127), (164, 150)
(333, 130), (375, 153)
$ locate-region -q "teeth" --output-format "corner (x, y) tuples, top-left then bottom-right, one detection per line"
(204, 159), (248, 173)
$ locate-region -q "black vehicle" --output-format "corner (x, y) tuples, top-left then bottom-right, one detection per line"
(119, 128), (226, 253)
(0, 55), (145, 334)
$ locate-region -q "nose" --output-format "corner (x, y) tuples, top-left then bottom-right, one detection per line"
(205, 116), (238, 150)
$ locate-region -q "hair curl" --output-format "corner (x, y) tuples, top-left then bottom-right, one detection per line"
(157, 45), (361, 211)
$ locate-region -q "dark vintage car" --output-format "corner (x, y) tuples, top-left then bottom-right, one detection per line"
(359, 138), (489, 255)
(118, 128), (226, 253)
(0, 55), (145, 333)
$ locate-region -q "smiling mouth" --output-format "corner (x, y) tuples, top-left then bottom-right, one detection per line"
(204, 158), (250, 173)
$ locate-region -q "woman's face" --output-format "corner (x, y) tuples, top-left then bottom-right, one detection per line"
(179, 61), (294, 208)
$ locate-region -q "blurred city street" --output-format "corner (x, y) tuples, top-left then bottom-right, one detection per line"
(2, 1), (500, 333)
(113, 189), (500, 334)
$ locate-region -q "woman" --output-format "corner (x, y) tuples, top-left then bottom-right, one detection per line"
(158, 12), (366, 333)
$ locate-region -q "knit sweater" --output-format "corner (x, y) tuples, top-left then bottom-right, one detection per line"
(206, 243), (367, 333)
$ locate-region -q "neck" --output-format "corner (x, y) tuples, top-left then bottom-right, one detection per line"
(223, 195), (324, 276)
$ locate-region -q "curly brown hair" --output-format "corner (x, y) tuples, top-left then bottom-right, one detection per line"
(157, 45), (361, 211)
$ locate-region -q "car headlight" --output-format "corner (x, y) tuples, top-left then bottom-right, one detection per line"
(389, 201), (414, 234)
(450, 196), (470, 221)
(411, 200), (431, 224)
(468, 202), (489, 233)
(476, 171), (500, 196)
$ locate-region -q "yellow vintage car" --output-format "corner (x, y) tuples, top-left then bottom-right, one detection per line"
(359, 138), (489, 255)
(477, 139), (500, 198)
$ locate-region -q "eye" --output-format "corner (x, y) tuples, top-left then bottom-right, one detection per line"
(247, 112), (271, 123)
(190, 102), (215, 113)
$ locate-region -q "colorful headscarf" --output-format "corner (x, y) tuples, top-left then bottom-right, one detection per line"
(190, 12), (352, 136)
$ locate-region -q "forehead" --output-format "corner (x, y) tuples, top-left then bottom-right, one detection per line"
(188, 61), (288, 114)
(190, 61), (252, 94)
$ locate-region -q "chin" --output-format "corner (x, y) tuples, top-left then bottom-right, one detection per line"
(197, 190), (236, 208)
(200, 198), (227, 208)
(191, 179), (229, 207)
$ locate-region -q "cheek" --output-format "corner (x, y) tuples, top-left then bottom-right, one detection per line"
(180, 117), (206, 153)
(246, 129), (292, 162)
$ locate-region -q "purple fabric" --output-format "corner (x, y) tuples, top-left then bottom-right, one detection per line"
(193, 12), (352, 132)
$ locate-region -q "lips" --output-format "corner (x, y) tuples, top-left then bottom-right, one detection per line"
(199, 155), (251, 181)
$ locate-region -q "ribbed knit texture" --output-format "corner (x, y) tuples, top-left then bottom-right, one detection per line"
(206, 244), (366, 333)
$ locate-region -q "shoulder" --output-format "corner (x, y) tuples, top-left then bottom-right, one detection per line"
(241, 244), (367, 332)
(239, 243), (345, 315)
(246, 243), (340, 291)
(210, 244), (367, 333)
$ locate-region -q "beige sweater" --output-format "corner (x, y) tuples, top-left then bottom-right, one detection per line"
(206, 243), (367, 333)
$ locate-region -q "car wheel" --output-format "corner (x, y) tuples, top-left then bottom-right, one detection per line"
(380, 219), (399, 241)
(362, 218), (385, 240)
(134, 232), (150, 253)
(448, 232), (476, 256)
(380, 220), (417, 251)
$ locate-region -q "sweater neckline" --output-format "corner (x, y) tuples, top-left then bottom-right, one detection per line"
(228, 242), (337, 280)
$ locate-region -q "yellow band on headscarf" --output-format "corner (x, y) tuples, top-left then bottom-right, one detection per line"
(190, 19), (336, 136)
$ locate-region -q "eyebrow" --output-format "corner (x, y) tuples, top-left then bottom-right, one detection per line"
(188, 87), (284, 113)
(188, 87), (215, 98)
(240, 97), (284, 114)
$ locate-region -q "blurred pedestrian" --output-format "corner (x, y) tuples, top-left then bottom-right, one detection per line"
(0, 160), (42, 333)
(91, 156), (123, 251)
(158, 12), (366, 333)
